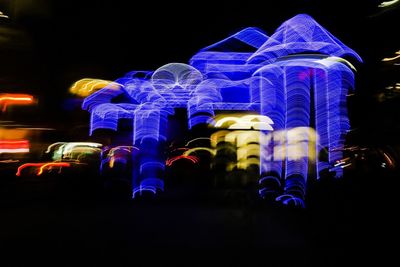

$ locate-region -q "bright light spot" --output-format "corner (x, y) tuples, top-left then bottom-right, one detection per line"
(379, 0), (399, 8)
(382, 50), (400, 61)
(0, 11), (8, 19)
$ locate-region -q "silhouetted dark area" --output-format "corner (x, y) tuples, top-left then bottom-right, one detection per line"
(0, 0), (397, 266)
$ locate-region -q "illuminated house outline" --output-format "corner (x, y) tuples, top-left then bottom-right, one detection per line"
(82, 14), (362, 205)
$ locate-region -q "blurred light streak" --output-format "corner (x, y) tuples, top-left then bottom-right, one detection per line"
(165, 155), (199, 166)
(17, 127), (55, 131)
(382, 152), (394, 167)
(316, 56), (357, 72)
(340, 163), (352, 168)
(0, 129), (29, 140)
(105, 145), (138, 168)
(378, 0), (399, 8)
(214, 114), (274, 130)
(16, 162), (72, 176)
(37, 162), (71, 176)
(183, 147), (216, 156)
(0, 140), (29, 154)
(185, 137), (211, 147)
(0, 94), (34, 112)
(276, 194), (305, 208)
(0, 159), (20, 163)
(382, 50), (400, 61)
(50, 142), (103, 160)
(0, 148), (29, 153)
(69, 78), (122, 97)
(45, 142), (66, 154)
(0, 11), (9, 19)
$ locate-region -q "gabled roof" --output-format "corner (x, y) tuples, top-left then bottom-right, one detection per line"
(247, 14), (362, 64)
(199, 27), (269, 52)
(82, 86), (127, 112)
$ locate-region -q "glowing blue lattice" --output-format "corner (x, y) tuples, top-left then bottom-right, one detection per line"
(248, 14), (363, 64)
(82, 14), (361, 205)
(190, 27), (268, 79)
(254, 57), (358, 204)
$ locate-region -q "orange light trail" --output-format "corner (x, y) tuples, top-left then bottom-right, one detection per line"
(16, 163), (45, 176)
(16, 162), (71, 176)
(37, 162), (71, 176)
(0, 94), (34, 112)
(165, 155), (199, 166)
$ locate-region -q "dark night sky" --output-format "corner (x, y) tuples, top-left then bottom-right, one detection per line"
(1, 0), (399, 132)
(1, 0), (398, 87)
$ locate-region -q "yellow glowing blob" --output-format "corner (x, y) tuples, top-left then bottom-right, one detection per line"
(214, 114), (274, 130)
(211, 129), (262, 170)
(229, 131), (263, 147)
(69, 78), (122, 97)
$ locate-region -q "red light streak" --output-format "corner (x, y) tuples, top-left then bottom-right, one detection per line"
(16, 162), (71, 176)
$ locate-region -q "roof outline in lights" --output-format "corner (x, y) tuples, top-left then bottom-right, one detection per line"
(247, 14), (363, 64)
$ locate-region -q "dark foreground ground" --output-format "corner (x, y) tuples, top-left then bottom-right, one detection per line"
(0, 165), (395, 267)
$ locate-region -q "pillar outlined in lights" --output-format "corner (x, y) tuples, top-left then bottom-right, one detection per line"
(81, 14), (361, 207)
